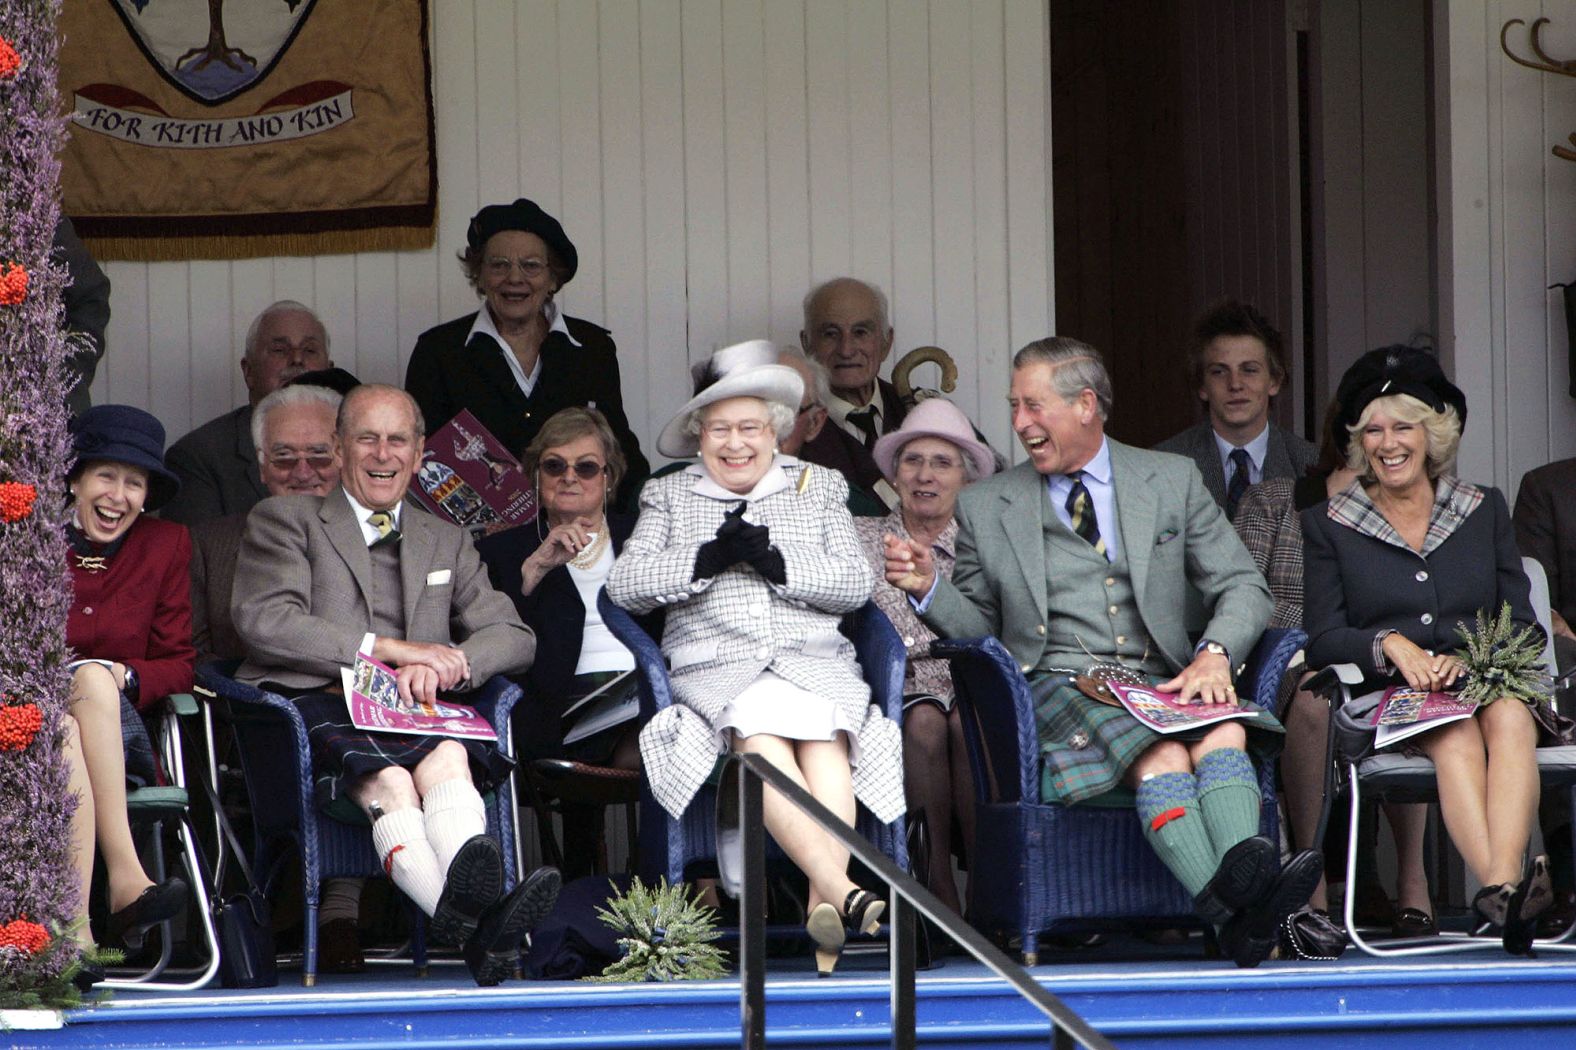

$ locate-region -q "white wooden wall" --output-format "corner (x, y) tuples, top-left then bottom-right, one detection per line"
(86, 0), (1053, 464)
(1438, 1), (1576, 493)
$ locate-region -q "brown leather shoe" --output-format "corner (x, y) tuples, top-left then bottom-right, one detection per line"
(318, 917), (365, 975)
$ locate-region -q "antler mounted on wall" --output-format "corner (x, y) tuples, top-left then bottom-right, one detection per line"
(1501, 17), (1576, 162)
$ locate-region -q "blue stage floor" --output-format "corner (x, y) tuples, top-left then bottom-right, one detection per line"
(17, 936), (1576, 1050)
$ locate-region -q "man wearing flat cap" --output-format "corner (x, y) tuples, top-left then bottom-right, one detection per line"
(405, 197), (649, 509)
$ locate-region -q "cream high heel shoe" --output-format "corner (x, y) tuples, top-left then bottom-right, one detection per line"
(805, 902), (846, 977)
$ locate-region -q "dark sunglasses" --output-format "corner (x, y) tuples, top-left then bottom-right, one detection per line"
(540, 457), (607, 480)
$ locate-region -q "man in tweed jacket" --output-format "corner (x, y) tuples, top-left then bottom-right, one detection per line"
(232, 385), (552, 986)
(886, 338), (1318, 968)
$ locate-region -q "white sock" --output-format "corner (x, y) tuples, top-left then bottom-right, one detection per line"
(371, 808), (444, 917)
(422, 778), (488, 875)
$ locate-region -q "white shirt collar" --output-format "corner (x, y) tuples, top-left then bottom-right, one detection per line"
(466, 299), (580, 396)
(342, 488), (403, 547)
(1212, 423), (1270, 478)
(825, 389), (882, 434)
(685, 455), (797, 502)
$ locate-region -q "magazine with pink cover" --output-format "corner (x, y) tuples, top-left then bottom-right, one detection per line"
(1370, 686), (1477, 749)
(339, 651), (497, 741)
(409, 409), (537, 531)
(1106, 681), (1256, 734)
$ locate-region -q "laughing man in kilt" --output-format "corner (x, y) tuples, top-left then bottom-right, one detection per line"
(883, 338), (1321, 967)
(233, 384), (558, 985)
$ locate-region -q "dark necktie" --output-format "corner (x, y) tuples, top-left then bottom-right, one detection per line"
(846, 405), (879, 450)
(1064, 472), (1106, 557)
(1225, 448), (1252, 520)
(368, 510), (400, 547)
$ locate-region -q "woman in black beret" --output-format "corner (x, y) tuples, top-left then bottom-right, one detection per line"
(1302, 346), (1555, 955)
(404, 198), (649, 509)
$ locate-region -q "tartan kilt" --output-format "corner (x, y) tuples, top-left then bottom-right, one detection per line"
(1031, 674), (1285, 805)
(292, 691), (515, 810)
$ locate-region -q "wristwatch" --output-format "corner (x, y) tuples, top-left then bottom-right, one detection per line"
(1200, 640), (1228, 659)
(122, 665), (140, 702)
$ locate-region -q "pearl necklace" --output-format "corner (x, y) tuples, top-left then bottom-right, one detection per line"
(568, 523), (611, 569)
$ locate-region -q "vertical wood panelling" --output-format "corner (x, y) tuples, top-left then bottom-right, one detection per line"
(599, 0), (651, 443)
(846, 0), (893, 308)
(721, 0), (770, 337)
(887, 4), (936, 365)
(95, 0), (1052, 467)
(805, 1), (853, 281)
(762, 0), (812, 347)
(680, 0), (728, 356)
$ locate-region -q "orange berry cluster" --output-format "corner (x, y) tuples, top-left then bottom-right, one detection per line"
(0, 702), (42, 751)
(0, 36), (19, 80)
(0, 263), (27, 306)
(0, 481), (36, 523)
(0, 918), (50, 955)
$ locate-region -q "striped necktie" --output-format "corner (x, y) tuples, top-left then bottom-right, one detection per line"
(1225, 447), (1252, 520)
(368, 510), (399, 546)
(1064, 472), (1106, 557)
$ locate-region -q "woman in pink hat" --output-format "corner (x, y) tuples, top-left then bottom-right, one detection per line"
(857, 397), (997, 914)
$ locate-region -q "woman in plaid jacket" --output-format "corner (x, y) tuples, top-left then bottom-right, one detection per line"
(607, 341), (904, 976)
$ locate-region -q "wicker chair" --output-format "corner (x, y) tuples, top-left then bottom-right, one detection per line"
(933, 627), (1304, 964)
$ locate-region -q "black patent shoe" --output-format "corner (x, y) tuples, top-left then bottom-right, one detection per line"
(107, 878), (187, 950)
(842, 888), (885, 937)
(1504, 855), (1554, 958)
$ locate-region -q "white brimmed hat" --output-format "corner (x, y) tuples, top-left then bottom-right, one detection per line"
(871, 397), (997, 481)
(657, 340), (805, 457)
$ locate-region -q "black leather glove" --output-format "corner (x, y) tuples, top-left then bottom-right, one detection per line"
(692, 503), (751, 581)
(748, 546), (787, 586)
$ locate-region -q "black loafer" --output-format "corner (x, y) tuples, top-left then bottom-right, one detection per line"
(1221, 849), (1323, 968)
(1390, 907), (1437, 939)
(318, 917), (366, 974)
(463, 867), (562, 987)
(107, 878), (188, 950)
(429, 836), (504, 947)
(1194, 836), (1277, 926)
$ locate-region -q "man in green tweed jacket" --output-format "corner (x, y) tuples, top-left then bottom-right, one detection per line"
(884, 336), (1319, 968)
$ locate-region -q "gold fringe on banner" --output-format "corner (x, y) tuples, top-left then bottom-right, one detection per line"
(81, 225), (436, 263)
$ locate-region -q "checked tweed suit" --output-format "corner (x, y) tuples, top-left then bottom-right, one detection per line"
(606, 459), (905, 823)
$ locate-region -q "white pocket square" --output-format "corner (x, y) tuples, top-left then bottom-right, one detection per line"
(426, 569), (452, 586)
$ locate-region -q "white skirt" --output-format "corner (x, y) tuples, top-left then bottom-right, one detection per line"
(717, 670), (863, 764)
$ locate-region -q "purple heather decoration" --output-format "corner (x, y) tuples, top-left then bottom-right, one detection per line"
(0, 0), (88, 1010)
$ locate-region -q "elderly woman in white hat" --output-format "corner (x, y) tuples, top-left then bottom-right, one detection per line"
(855, 398), (996, 915)
(607, 340), (905, 976)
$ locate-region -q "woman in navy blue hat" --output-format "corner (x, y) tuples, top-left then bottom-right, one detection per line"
(404, 198), (650, 509)
(62, 405), (194, 975)
(1303, 347), (1555, 955)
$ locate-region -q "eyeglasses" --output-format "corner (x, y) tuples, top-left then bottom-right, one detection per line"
(897, 452), (963, 473)
(484, 256), (549, 279)
(701, 420), (769, 441)
(540, 457), (607, 480)
(268, 452), (336, 471)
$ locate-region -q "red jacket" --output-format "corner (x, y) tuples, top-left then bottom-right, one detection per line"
(67, 516), (196, 711)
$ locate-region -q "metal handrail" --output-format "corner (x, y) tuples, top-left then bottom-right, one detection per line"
(721, 751), (1118, 1050)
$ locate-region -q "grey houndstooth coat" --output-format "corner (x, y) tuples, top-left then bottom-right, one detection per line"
(606, 459), (905, 822)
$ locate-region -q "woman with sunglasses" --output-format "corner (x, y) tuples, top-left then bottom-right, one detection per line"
(478, 408), (655, 872)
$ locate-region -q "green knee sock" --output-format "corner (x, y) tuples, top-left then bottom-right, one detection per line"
(1195, 747), (1262, 862)
(1135, 771), (1215, 897)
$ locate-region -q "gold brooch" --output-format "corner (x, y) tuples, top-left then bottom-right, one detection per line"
(74, 554), (108, 573)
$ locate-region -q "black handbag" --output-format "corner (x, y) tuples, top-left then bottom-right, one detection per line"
(200, 773), (278, 988)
